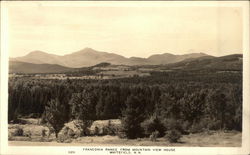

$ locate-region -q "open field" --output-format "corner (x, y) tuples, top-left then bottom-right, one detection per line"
(9, 131), (241, 147)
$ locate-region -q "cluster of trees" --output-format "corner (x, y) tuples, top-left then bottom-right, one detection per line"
(8, 70), (242, 139)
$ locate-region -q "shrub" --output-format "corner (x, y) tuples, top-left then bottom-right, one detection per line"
(189, 121), (207, 133)
(207, 120), (221, 130)
(117, 130), (126, 139)
(163, 118), (183, 133)
(70, 120), (91, 137)
(24, 130), (32, 138)
(10, 110), (20, 124)
(104, 120), (121, 136)
(67, 128), (75, 138)
(28, 113), (40, 118)
(141, 115), (165, 137)
(57, 126), (73, 143)
(149, 130), (159, 141)
(42, 129), (46, 137)
(47, 125), (55, 138)
(40, 112), (47, 124)
(8, 135), (14, 141)
(57, 136), (72, 143)
(94, 126), (99, 135)
(165, 129), (182, 143)
(13, 127), (24, 136)
(180, 121), (191, 134)
(103, 125), (119, 136)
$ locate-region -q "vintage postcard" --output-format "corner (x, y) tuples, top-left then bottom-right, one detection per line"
(0, 1), (249, 155)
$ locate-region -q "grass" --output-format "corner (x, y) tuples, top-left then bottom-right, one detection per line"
(9, 131), (241, 147)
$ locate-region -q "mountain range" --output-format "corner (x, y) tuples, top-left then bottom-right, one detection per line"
(9, 48), (242, 74)
(10, 48), (208, 68)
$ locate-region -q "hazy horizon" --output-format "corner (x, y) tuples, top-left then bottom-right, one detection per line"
(6, 2), (243, 58)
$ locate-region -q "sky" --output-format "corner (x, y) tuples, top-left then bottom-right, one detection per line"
(6, 2), (243, 58)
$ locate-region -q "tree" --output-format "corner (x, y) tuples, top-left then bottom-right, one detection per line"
(165, 129), (182, 143)
(95, 93), (105, 119)
(44, 98), (69, 138)
(231, 85), (242, 131)
(206, 88), (228, 130)
(121, 95), (145, 139)
(103, 92), (121, 119)
(180, 90), (206, 125)
(70, 90), (95, 135)
(156, 93), (180, 120)
(141, 114), (165, 137)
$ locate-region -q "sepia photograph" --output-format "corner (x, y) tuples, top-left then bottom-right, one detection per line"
(0, 1), (249, 155)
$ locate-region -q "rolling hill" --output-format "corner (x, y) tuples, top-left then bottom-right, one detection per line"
(9, 61), (72, 74)
(10, 51), (66, 66)
(164, 54), (243, 71)
(147, 52), (208, 65)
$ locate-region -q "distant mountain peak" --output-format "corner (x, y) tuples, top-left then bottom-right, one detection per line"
(147, 53), (174, 58)
(183, 52), (208, 56)
(83, 47), (94, 51)
(80, 47), (96, 52)
(25, 50), (60, 58)
(72, 47), (99, 55)
(27, 50), (47, 55)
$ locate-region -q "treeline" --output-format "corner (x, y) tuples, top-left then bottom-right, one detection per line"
(8, 70), (242, 139)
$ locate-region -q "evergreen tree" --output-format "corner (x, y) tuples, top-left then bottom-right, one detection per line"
(44, 98), (69, 138)
(206, 89), (228, 130)
(121, 95), (145, 139)
(181, 90), (206, 125)
(70, 90), (95, 135)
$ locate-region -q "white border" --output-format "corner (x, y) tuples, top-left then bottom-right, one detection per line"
(1, 1), (249, 155)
